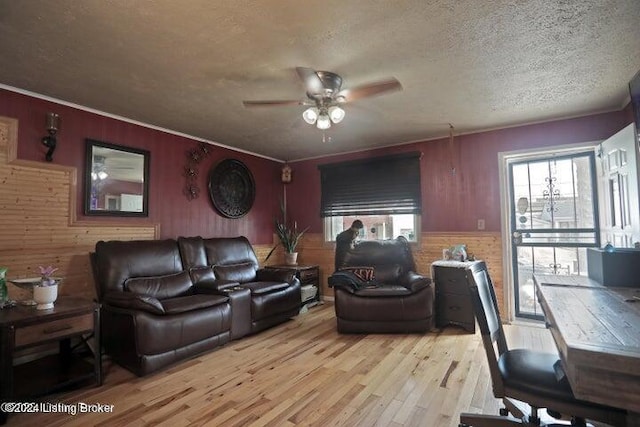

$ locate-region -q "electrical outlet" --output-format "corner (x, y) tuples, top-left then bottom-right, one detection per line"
(477, 219), (485, 230)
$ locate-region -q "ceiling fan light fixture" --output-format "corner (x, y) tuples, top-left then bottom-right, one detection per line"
(328, 106), (345, 123)
(302, 107), (318, 124)
(316, 112), (331, 130)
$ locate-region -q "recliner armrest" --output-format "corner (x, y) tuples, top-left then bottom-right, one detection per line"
(401, 271), (432, 293)
(256, 268), (295, 283)
(104, 291), (165, 315)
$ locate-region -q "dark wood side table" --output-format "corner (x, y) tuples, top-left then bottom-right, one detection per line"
(0, 296), (101, 424)
(265, 265), (321, 307)
(431, 260), (480, 333)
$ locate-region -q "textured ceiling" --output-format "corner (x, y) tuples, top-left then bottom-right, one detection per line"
(1, 0), (639, 161)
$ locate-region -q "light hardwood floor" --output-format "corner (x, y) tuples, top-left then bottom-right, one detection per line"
(9, 304), (558, 427)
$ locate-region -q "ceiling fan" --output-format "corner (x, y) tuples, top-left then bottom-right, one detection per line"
(242, 67), (402, 130)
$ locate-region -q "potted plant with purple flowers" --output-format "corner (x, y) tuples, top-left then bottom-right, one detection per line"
(33, 265), (60, 310)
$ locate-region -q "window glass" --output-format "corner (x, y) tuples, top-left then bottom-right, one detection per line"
(325, 214), (419, 242)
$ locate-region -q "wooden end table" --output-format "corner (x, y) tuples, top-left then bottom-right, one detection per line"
(265, 265), (321, 307)
(0, 296), (101, 424)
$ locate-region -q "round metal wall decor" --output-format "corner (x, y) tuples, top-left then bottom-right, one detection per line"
(208, 158), (255, 218)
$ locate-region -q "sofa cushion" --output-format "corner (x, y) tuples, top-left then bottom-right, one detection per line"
(214, 263), (256, 283)
(189, 266), (216, 286)
(160, 294), (229, 314)
(93, 239), (184, 299)
(125, 271), (193, 299)
(374, 264), (402, 283)
(177, 236), (208, 269)
(241, 281), (290, 295)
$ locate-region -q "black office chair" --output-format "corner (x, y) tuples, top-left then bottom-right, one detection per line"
(458, 262), (627, 427)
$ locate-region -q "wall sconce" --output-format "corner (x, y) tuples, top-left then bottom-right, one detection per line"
(41, 112), (59, 162)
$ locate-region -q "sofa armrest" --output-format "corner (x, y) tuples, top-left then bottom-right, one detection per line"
(193, 279), (239, 294)
(401, 271), (432, 292)
(104, 291), (165, 315)
(256, 268), (295, 283)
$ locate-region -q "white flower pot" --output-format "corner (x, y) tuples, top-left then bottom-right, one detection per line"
(33, 284), (58, 310)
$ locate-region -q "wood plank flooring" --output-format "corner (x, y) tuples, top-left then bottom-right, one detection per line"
(8, 304), (559, 427)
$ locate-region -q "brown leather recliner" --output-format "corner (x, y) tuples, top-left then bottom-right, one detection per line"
(328, 237), (435, 333)
(92, 236), (301, 376)
(93, 239), (232, 376)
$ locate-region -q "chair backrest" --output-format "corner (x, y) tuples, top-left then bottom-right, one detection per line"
(465, 261), (509, 397)
(342, 236), (417, 272)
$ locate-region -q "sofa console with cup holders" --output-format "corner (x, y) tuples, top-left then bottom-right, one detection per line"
(91, 236), (301, 376)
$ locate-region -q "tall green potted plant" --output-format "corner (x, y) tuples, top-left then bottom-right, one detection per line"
(265, 204), (309, 265)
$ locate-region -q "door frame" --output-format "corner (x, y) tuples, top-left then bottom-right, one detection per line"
(498, 141), (601, 322)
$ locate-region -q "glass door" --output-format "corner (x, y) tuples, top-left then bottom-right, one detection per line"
(509, 152), (599, 319)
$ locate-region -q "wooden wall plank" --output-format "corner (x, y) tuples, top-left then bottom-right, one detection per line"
(295, 231), (506, 317)
(0, 116), (158, 300)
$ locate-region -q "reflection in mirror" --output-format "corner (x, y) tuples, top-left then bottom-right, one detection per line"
(84, 139), (150, 216)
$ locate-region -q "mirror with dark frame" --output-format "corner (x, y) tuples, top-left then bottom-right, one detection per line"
(84, 138), (150, 217)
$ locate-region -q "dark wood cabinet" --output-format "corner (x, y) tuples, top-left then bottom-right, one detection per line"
(0, 297), (101, 424)
(265, 265), (320, 308)
(432, 260), (479, 333)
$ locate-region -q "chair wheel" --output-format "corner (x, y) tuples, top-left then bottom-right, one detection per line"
(499, 407), (509, 416)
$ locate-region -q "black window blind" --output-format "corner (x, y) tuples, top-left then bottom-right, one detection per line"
(319, 152), (422, 217)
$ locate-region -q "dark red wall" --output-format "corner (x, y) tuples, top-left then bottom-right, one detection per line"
(3, 88), (633, 238)
(0, 89), (282, 243)
(287, 109), (633, 233)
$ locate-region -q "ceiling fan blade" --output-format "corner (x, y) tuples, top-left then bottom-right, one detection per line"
(296, 67), (324, 93)
(242, 100), (306, 107)
(336, 78), (402, 102)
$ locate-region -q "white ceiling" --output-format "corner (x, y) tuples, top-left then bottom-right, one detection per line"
(1, 0), (639, 161)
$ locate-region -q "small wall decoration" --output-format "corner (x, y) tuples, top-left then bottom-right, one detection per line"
(281, 163), (292, 183)
(208, 158), (255, 218)
(183, 142), (211, 200)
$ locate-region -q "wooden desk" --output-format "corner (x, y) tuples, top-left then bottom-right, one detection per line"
(534, 274), (640, 420)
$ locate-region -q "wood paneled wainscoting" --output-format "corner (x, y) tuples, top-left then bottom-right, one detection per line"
(0, 116), (158, 300)
(292, 231), (505, 317)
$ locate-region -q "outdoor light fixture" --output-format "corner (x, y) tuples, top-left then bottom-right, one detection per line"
(41, 112), (59, 162)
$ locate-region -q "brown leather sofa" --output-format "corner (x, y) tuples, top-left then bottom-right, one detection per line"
(92, 236), (301, 376)
(328, 237), (435, 333)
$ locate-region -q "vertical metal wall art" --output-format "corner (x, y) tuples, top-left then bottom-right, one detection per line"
(183, 143), (211, 200)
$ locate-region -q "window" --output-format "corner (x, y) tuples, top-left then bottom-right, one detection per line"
(319, 152), (422, 242)
(324, 214), (420, 242)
